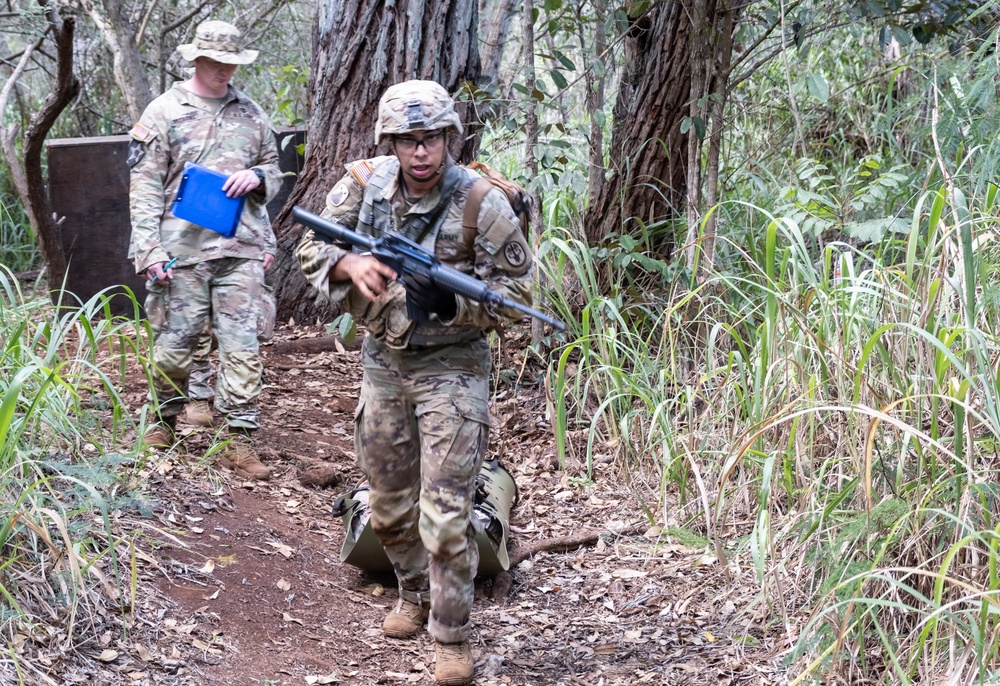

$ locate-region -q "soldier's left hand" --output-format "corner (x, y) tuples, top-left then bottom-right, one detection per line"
(223, 169), (261, 198)
(263, 254), (275, 271)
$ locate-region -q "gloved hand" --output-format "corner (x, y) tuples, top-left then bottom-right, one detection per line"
(403, 271), (457, 320)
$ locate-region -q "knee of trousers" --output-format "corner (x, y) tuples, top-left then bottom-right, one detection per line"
(369, 484), (422, 544)
(418, 511), (474, 560)
(153, 347), (194, 382)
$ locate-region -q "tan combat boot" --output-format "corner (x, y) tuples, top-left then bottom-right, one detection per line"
(217, 433), (271, 480)
(434, 640), (474, 685)
(183, 400), (214, 427)
(141, 418), (177, 449)
(383, 598), (429, 638)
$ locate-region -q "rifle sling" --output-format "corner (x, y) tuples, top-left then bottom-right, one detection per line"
(401, 163), (466, 245)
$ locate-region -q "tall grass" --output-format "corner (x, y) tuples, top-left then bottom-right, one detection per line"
(0, 269), (154, 684)
(541, 165), (1000, 682)
(0, 192), (37, 273)
(524, 10), (1000, 681)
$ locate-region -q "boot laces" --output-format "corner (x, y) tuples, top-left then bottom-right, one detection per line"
(396, 598), (424, 618)
(438, 642), (469, 661)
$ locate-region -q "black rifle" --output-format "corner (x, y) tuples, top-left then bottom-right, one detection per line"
(292, 206), (566, 331)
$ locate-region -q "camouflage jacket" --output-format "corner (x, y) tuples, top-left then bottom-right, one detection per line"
(295, 155), (534, 348)
(128, 82), (282, 273)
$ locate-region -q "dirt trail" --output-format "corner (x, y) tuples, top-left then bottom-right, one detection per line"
(117, 325), (778, 686)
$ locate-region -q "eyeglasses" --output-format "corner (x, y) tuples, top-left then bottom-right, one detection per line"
(393, 131), (447, 153)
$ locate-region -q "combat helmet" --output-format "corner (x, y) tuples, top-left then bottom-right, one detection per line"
(374, 80), (463, 145)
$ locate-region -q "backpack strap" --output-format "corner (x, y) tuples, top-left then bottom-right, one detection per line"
(461, 177), (495, 259)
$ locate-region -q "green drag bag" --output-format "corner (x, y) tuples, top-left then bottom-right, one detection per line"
(332, 458), (517, 576)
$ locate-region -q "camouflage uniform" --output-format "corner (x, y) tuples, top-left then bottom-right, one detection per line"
(129, 80), (281, 428)
(296, 152), (533, 643)
(188, 278), (275, 405)
(188, 327), (215, 402)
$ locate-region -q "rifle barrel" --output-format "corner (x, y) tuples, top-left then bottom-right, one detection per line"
(292, 206), (375, 251)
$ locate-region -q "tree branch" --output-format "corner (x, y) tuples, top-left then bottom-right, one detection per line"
(0, 34), (42, 212)
(24, 1), (80, 292)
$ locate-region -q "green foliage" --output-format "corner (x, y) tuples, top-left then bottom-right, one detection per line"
(0, 188), (37, 273)
(270, 63), (310, 129)
(0, 272), (155, 677)
(769, 155), (913, 242)
(668, 168), (1000, 680)
(326, 312), (357, 345)
(532, 10), (1000, 663)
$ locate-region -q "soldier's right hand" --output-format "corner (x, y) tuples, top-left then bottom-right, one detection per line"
(146, 261), (173, 283)
(334, 253), (397, 301)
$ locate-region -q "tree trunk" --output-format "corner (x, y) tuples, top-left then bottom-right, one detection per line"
(686, 2), (736, 275)
(25, 5), (80, 295)
(522, 0), (544, 343)
(480, 0), (517, 87)
(270, 0), (481, 324)
(584, 2), (692, 250)
(83, 0), (153, 122)
(157, 6), (207, 94)
(685, 0), (711, 237)
(581, 0), (607, 205)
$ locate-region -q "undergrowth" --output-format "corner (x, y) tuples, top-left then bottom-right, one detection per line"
(0, 271), (159, 684)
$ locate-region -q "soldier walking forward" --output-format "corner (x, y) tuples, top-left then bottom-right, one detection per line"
(295, 80), (534, 685)
(128, 20), (281, 480)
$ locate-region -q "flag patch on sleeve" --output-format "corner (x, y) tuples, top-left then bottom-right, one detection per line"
(349, 160), (375, 188)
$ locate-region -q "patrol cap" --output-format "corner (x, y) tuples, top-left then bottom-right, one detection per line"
(177, 20), (258, 65)
(375, 80), (463, 145)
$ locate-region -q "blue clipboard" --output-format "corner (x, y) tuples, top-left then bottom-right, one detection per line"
(171, 162), (245, 238)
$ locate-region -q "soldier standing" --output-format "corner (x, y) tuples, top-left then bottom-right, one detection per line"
(128, 20), (280, 480)
(295, 80), (533, 686)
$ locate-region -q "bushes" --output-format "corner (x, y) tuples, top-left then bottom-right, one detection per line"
(0, 271), (154, 681)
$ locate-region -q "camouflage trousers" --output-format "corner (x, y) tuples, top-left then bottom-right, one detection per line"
(188, 327), (215, 401)
(144, 257), (265, 428)
(355, 335), (491, 644)
(188, 278), (275, 402)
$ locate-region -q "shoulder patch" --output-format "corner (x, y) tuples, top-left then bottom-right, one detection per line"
(504, 241), (528, 268)
(481, 208), (514, 248)
(329, 183), (349, 207)
(349, 160), (375, 188)
(128, 122), (155, 143)
(126, 140), (145, 168)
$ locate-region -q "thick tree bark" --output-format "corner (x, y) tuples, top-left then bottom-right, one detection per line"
(584, 2), (692, 250)
(270, 0), (481, 323)
(522, 0), (544, 343)
(480, 0), (517, 86)
(581, 0), (607, 204)
(25, 5), (80, 295)
(83, 0), (153, 122)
